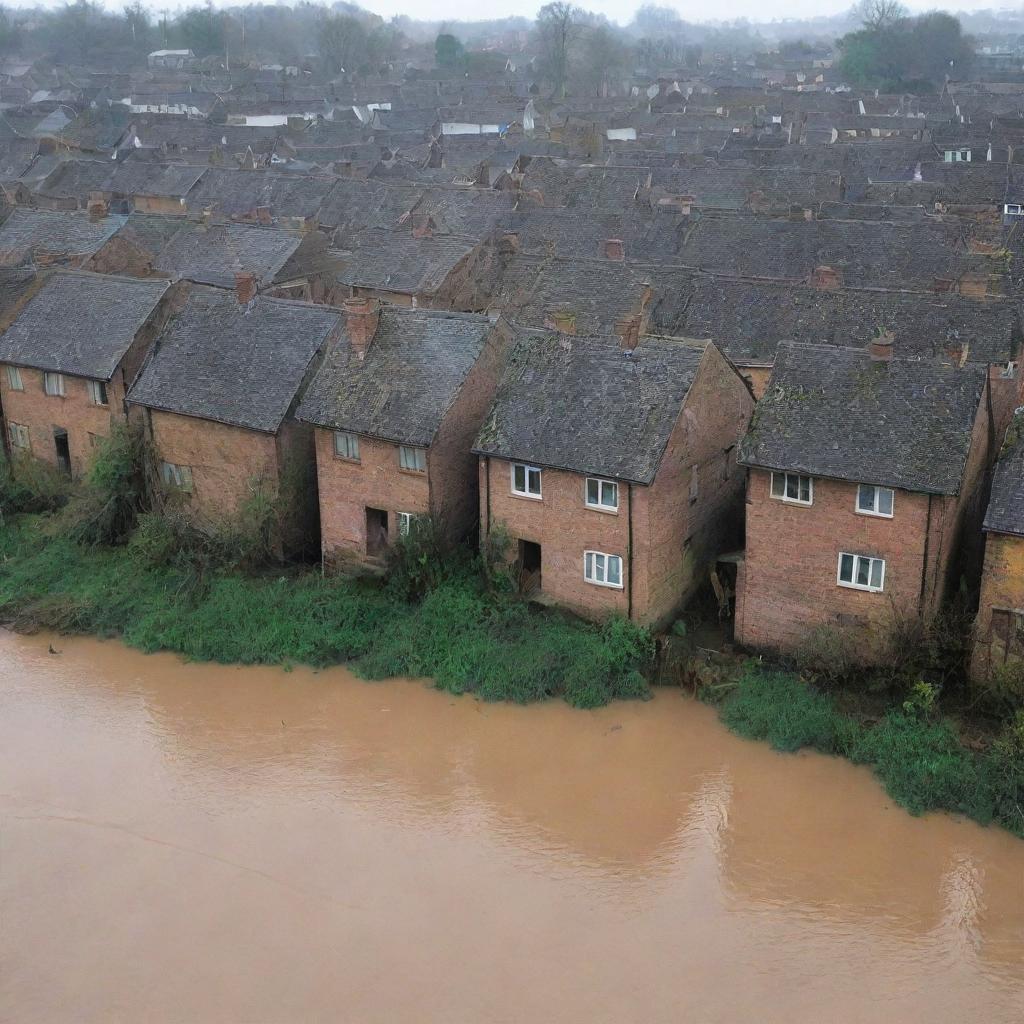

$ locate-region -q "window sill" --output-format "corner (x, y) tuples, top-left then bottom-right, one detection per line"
(511, 491), (542, 501)
(398, 467), (427, 477)
(585, 578), (624, 590)
(855, 509), (893, 520)
(837, 581), (884, 594)
(584, 503), (619, 515)
(772, 496), (812, 506)
(332, 454), (361, 465)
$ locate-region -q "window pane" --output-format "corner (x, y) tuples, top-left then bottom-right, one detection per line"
(587, 478), (599, 504)
(585, 552), (594, 579)
(878, 488), (893, 516)
(799, 477), (810, 502)
(840, 553), (854, 583)
(870, 559), (883, 589)
(603, 481), (617, 507)
(514, 464), (525, 491)
(785, 474), (798, 499)
(856, 557), (870, 587)
(858, 485), (874, 511)
(528, 468), (540, 495)
(771, 473), (784, 497)
(607, 556), (621, 587)
(595, 553), (605, 579)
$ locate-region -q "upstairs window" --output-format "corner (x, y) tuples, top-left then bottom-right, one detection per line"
(43, 372), (65, 397)
(1005, 204), (1023, 216)
(160, 461), (193, 493)
(512, 463), (542, 498)
(770, 471), (813, 505)
(584, 550), (623, 589)
(6, 366), (22, 391)
(857, 484), (894, 518)
(585, 477), (618, 511)
(7, 422), (29, 449)
(838, 553), (885, 592)
(87, 380), (108, 406)
(333, 431), (360, 461)
(398, 445), (426, 472)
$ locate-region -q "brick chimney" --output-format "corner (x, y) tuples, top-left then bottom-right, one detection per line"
(234, 272), (258, 304)
(411, 213), (435, 238)
(869, 332), (894, 361)
(604, 238), (625, 261)
(344, 296), (380, 359)
(87, 195), (108, 222)
(615, 313), (641, 350)
(959, 273), (988, 299)
(550, 310), (576, 335)
(811, 265), (842, 290)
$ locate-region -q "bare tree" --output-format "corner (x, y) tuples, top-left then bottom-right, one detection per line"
(535, 2), (583, 99)
(856, 0), (907, 31)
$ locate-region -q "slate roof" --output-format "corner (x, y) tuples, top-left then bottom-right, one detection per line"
(983, 411), (1024, 537)
(128, 286), (341, 433)
(296, 308), (496, 445)
(473, 332), (706, 485)
(334, 228), (476, 295)
(0, 270), (168, 379)
(152, 222), (304, 287)
(738, 342), (987, 495)
(0, 208), (127, 260)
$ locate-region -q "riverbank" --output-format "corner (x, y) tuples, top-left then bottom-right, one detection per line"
(0, 517), (653, 709)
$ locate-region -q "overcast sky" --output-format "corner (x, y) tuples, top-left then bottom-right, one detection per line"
(1, 0), (1013, 29)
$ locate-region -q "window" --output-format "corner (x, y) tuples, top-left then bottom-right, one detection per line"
(160, 461), (193, 492)
(512, 462), (542, 498)
(7, 422), (29, 449)
(43, 372), (65, 397)
(398, 445), (426, 472)
(585, 477), (618, 511)
(87, 380), (108, 406)
(584, 550), (624, 589)
(333, 431), (360, 461)
(838, 553), (885, 592)
(857, 484), (894, 518)
(688, 466), (699, 505)
(770, 471), (812, 505)
(6, 366), (22, 391)
(397, 512), (424, 537)
(1005, 204), (1023, 216)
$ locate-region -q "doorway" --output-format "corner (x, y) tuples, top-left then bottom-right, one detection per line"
(518, 540), (541, 595)
(53, 429), (71, 476)
(366, 507), (389, 556)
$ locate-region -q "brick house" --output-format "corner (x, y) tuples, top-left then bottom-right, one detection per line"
(0, 270), (171, 477)
(127, 284), (343, 542)
(296, 298), (512, 563)
(735, 340), (993, 655)
(472, 331), (755, 626)
(0, 208), (127, 268)
(971, 412), (1024, 685)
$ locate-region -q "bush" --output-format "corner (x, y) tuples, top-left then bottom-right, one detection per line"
(0, 453), (69, 515)
(385, 515), (459, 601)
(792, 624), (864, 686)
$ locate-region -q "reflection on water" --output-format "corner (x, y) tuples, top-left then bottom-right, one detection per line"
(1, 631), (1022, 1023)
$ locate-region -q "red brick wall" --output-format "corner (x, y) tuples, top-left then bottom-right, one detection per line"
(971, 532), (1024, 682)
(1, 365), (128, 477)
(315, 430), (429, 558)
(148, 409), (281, 524)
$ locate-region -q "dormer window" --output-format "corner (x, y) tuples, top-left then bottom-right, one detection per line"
(585, 477), (618, 512)
(512, 463), (542, 498)
(770, 471), (812, 505)
(857, 484), (894, 517)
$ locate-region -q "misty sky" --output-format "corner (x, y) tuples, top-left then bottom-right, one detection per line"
(0, 0), (1010, 29)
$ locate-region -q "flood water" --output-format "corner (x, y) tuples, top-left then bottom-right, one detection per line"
(1, 631), (1022, 1023)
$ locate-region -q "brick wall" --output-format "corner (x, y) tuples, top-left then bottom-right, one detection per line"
(148, 409), (281, 524)
(315, 430), (430, 558)
(971, 532), (1024, 682)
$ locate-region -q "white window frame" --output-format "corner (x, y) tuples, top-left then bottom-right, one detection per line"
(511, 462), (542, 499)
(585, 476), (618, 512)
(7, 422), (29, 449)
(584, 550), (624, 589)
(397, 511), (424, 537)
(6, 365), (23, 391)
(160, 460), (193, 493)
(87, 379), (108, 406)
(1005, 203), (1023, 216)
(43, 371), (65, 397)
(398, 445), (426, 473)
(770, 471), (813, 505)
(837, 552), (885, 593)
(856, 483), (894, 518)
(333, 431), (360, 461)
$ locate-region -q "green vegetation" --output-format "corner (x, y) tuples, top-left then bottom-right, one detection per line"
(706, 668), (1024, 838)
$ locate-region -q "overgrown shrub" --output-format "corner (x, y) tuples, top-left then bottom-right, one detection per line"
(386, 515), (459, 601)
(792, 624), (865, 686)
(0, 453), (69, 515)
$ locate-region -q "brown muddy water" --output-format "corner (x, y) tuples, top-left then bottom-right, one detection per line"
(1, 632), (1022, 1024)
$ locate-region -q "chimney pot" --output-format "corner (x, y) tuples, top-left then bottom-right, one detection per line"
(604, 238), (625, 261)
(234, 272), (257, 304)
(344, 295), (380, 358)
(811, 265), (842, 290)
(869, 336), (894, 361)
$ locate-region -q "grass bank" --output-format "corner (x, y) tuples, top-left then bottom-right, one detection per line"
(0, 517), (653, 709)
(703, 668), (1024, 838)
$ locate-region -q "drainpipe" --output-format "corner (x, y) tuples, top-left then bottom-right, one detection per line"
(919, 494), (933, 615)
(627, 482), (634, 621)
(483, 455), (491, 538)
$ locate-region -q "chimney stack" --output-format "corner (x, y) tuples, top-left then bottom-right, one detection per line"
(87, 195), (108, 222)
(344, 296), (380, 359)
(615, 313), (641, 351)
(550, 310), (576, 335)
(811, 265), (842, 290)
(411, 213), (435, 238)
(869, 333), (894, 361)
(234, 272), (258, 304)
(604, 238), (625, 261)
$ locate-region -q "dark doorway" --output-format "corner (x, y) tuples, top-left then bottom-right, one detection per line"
(53, 429), (71, 476)
(518, 540), (541, 595)
(366, 507), (389, 556)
